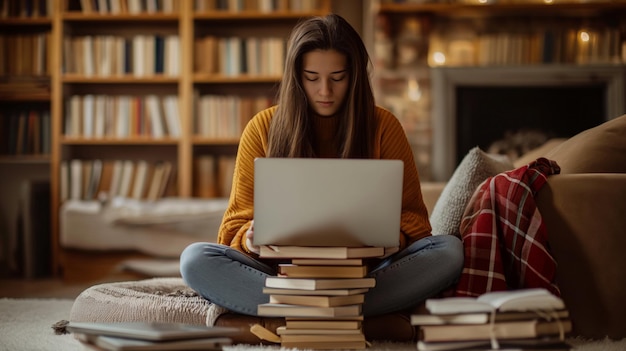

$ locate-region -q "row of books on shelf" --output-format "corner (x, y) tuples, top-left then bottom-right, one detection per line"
(0, 108), (51, 156)
(63, 35), (181, 77)
(64, 94), (181, 138)
(193, 154), (236, 198)
(0, 33), (51, 76)
(194, 36), (285, 77)
(0, 0), (51, 18)
(60, 159), (176, 203)
(195, 0), (322, 13)
(411, 288), (573, 351)
(194, 94), (271, 138)
(255, 245), (387, 349)
(428, 27), (624, 66)
(74, 0), (179, 14)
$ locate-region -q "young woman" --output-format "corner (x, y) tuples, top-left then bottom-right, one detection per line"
(180, 14), (463, 317)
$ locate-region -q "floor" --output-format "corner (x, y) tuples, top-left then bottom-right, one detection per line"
(0, 278), (93, 299)
(0, 271), (146, 299)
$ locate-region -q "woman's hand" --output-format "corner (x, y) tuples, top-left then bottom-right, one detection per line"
(245, 220), (260, 254)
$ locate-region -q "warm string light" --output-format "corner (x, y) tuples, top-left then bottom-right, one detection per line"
(433, 52), (446, 66)
(579, 31), (590, 42)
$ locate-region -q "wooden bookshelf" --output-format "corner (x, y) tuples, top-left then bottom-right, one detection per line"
(0, 0), (334, 280)
(0, 0), (54, 160)
(368, 0), (626, 181)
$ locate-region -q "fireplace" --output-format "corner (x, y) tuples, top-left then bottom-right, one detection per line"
(430, 65), (626, 181)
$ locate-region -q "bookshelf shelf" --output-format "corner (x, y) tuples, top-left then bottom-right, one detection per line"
(60, 137), (180, 145)
(62, 13), (180, 21)
(61, 76), (180, 83)
(191, 137), (240, 145)
(378, 2), (626, 15)
(194, 11), (330, 20)
(0, 155), (51, 163)
(0, 18), (52, 25)
(0, 94), (50, 101)
(193, 75), (281, 83)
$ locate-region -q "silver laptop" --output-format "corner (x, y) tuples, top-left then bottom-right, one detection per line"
(253, 158), (403, 248)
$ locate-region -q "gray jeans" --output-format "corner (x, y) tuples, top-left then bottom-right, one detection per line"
(179, 235), (463, 316)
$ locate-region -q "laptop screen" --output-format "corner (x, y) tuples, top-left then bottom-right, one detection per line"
(253, 158), (403, 248)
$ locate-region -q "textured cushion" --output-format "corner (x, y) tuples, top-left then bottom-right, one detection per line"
(429, 147), (513, 236)
(69, 278), (224, 326)
(544, 114), (626, 174)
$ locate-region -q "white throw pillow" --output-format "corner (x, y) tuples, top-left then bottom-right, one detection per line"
(429, 147), (513, 236)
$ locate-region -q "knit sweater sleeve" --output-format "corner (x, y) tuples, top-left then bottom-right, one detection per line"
(217, 107), (274, 254)
(374, 106), (432, 247)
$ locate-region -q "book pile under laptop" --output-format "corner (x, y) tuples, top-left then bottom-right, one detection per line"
(256, 245), (390, 350)
(410, 288), (573, 351)
(66, 321), (238, 351)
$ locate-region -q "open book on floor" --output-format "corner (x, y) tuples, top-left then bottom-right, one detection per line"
(424, 288), (565, 314)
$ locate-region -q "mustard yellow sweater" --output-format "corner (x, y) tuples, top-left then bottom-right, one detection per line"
(217, 105), (432, 255)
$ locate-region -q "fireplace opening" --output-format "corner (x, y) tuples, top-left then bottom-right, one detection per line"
(455, 84), (606, 165)
(430, 66), (625, 181)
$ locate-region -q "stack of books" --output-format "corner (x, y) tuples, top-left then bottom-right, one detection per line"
(257, 245), (387, 350)
(411, 288), (573, 351)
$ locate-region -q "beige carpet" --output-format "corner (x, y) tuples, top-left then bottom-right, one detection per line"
(1, 298), (624, 351)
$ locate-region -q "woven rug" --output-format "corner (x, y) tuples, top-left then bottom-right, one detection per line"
(1, 298), (624, 351)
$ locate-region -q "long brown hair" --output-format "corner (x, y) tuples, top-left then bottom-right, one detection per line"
(267, 14), (376, 158)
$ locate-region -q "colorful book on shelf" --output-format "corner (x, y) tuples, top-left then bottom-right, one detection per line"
(425, 288), (565, 314)
(269, 293), (365, 307)
(257, 303), (362, 318)
(193, 155), (218, 198)
(264, 277), (375, 291)
(277, 264), (368, 278)
(259, 245), (385, 259)
(131, 160), (149, 200)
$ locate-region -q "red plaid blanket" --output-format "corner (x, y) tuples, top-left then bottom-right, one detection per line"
(454, 157), (561, 297)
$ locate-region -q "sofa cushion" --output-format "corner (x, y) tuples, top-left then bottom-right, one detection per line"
(513, 138), (567, 169)
(544, 114), (626, 174)
(429, 147), (513, 236)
